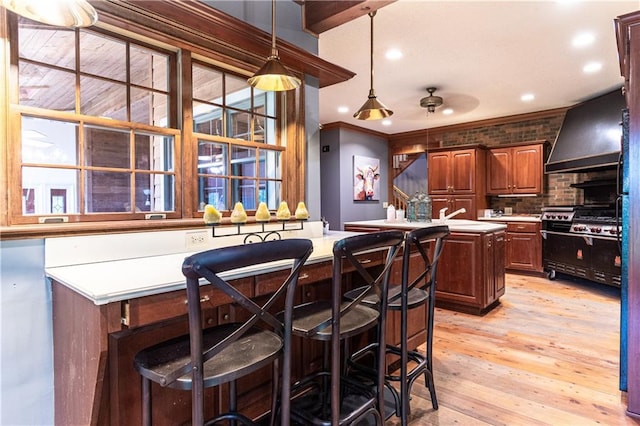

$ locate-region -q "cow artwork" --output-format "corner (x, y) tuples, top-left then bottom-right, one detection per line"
(353, 156), (380, 201)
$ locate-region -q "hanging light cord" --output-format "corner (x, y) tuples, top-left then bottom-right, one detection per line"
(270, 0), (278, 58)
(368, 11), (376, 97)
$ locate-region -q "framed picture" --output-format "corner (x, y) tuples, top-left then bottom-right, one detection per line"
(353, 155), (380, 201)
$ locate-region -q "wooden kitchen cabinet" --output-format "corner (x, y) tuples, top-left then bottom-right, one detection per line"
(435, 230), (505, 315)
(430, 195), (476, 221)
(428, 145), (487, 220)
(428, 146), (485, 195)
(486, 142), (545, 195)
(505, 221), (542, 272)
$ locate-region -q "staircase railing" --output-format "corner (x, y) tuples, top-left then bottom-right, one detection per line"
(392, 185), (410, 211)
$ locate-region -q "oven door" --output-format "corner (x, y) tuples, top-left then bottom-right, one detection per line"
(590, 237), (622, 286)
(542, 230), (590, 279)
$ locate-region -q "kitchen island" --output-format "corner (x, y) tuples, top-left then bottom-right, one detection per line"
(344, 219), (508, 316)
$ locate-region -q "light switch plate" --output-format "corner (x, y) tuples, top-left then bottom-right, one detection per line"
(504, 207), (513, 215)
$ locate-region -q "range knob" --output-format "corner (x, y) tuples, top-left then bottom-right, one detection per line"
(609, 229), (618, 235)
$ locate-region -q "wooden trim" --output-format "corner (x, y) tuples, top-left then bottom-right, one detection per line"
(320, 121), (390, 140)
(0, 10), (9, 227)
(95, 0), (355, 88)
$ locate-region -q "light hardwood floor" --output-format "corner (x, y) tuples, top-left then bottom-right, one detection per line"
(390, 273), (640, 425)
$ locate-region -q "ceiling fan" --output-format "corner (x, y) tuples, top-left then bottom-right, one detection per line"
(419, 87), (444, 113)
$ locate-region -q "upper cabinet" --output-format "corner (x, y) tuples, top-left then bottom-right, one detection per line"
(428, 147), (485, 195)
(486, 142), (546, 195)
(428, 145), (487, 220)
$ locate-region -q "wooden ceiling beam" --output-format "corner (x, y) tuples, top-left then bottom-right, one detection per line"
(299, 0), (396, 35)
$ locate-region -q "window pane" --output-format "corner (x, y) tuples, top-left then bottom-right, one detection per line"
(253, 89), (276, 117)
(80, 31), (126, 81)
(84, 126), (130, 168)
(231, 146), (255, 177)
(198, 141), (227, 175)
(22, 167), (79, 215)
(131, 87), (169, 127)
(19, 20), (75, 69)
(228, 110), (251, 140)
(192, 64), (223, 103)
(259, 150), (281, 179)
(225, 74), (249, 108)
(193, 102), (223, 135)
(200, 177), (227, 211)
(134, 173), (174, 212)
(232, 178), (256, 210)
(80, 76), (127, 120)
(136, 133), (174, 172)
(259, 180), (281, 210)
(86, 170), (131, 212)
(21, 117), (77, 166)
(130, 45), (168, 91)
(19, 62), (75, 110)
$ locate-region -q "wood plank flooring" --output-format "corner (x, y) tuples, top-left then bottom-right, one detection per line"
(388, 273), (640, 425)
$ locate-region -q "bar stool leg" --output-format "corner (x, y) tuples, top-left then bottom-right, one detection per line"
(141, 377), (152, 426)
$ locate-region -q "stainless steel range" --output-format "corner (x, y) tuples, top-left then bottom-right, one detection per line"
(541, 205), (621, 287)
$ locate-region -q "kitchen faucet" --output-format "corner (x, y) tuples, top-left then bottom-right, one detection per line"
(439, 207), (467, 221)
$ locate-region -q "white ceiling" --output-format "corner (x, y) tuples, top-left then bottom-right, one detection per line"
(318, 0), (639, 134)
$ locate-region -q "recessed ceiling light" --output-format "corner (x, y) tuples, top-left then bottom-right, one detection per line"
(521, 93), (535, 102)
(337, 106), (349, 113)
(381, 119), (392, 126)
(442, 108), (454, 115)
(572, 32), (595, 48)
(583, 62), (602, 73)
(385, 49), (403, 60)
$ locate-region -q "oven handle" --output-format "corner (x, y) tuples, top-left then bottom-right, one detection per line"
(540, 229), (618, 243)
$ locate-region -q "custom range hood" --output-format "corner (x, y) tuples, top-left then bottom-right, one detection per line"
(545, 89), (626, 173)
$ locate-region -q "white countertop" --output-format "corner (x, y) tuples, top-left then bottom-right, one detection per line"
(477, 215), (541, 223)
(344, 219), (507, 233)
(44, 222), (357, 306)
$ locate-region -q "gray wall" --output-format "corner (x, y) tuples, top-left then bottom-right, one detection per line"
(0, 239), (52, 425)
(320, 128), (389, 230)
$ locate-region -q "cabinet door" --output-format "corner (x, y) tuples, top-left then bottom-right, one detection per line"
(435, 232), (483, 307)
(511, 145), (543, 194)
(486, 148), (511, 194)
(452, 196), (476, 220)
(450, 149), (476, 193)
(427, 152), (452, 194)
(507, 233), (542, 271)
(430, 196), (450, 220)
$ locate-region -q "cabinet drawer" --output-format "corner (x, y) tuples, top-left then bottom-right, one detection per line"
(506, 222), (539, 233)
(255, 261), (332, 296)
(124, 277), (253, 327)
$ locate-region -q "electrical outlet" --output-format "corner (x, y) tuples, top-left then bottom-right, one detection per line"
(185, 230), (208, 250)
(383, 202), (388, 208)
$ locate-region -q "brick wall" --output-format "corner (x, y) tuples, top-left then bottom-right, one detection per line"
(390, 111), (618, 215)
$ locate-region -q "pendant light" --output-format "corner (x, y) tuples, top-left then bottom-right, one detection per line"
(0, 0), (98, 27)
(353, 11), (393, 121)
(247, 0), (301, 91)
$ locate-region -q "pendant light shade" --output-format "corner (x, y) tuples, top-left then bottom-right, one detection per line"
(248, 0), (301, 91)
(1, 0), (98, 27)
(354, 11), (393, 120)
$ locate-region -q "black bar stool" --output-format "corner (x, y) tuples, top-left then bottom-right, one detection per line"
(288, 230), (405, 425)
(345, 225), (449, 424)
(133, 238), (313, 426)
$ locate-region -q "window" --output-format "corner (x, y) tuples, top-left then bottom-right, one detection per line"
(12, 17), (178, 222)
(193, 62), (282, 212)
(5, 11), (301, 228)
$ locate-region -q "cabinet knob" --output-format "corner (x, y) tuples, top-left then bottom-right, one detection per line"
(223, 313), (230, 321)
